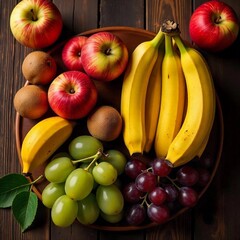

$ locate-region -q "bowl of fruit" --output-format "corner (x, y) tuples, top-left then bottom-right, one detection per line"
(15, 24), (224, 231)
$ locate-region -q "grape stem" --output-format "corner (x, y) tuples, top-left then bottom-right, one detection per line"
(83, 149), (105, 171)
(141, 193), (150, 208)
(166, 176), (180, 190)
(71, 149), (107, 166)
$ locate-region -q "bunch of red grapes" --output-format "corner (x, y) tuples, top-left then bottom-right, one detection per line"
(122, 156), (212, 225)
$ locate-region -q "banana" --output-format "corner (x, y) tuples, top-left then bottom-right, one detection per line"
(164, 31), (216, 167)
(21, 116), (74, 174)
(144, 46), (164, 153)
(121, 28), (165, 155)
(154, 34), (185, 158)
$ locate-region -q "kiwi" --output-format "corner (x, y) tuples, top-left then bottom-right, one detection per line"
(14, 85), (49, 119)
(22, 51), (57, 85)
(87, 105), (123, 141)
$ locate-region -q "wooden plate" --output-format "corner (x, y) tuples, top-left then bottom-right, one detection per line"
(15, 26), (224, 231)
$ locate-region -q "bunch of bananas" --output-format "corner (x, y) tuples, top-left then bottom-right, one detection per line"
(121, 20), (216, 168)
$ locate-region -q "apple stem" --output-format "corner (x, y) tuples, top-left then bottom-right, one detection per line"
(214, 15), (222, 24)
(105, 48), (112, 55)
(30, 9), (38, 21)
(69, 88), (75, 94)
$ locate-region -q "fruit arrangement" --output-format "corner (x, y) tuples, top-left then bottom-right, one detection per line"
(13, 24), (223, 230)
(1, 0), (228, 233)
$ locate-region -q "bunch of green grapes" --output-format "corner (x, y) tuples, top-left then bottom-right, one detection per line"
(41, 135), (127, 227)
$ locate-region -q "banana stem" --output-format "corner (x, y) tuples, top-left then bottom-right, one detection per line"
(161, 19), (179, 35)
(173, 36), (187, 55)
(165, 34), (174, 56)
(151, 28), (165, 48)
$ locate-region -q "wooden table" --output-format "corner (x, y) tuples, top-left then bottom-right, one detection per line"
(1, 0), (240, 239)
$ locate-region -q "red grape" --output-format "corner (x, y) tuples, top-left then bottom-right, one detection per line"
(125, 159), (147, 179)
(152, 158), (172, 177)
(125, 204), (146, 225)
(147, 204), (170, 224)
(164, 184), (179, 202)
(176, 166), (199, 186)
(197, 168), (211, 187)
(122, 182), (144, 203)
(178, 187), (198, 207)
(135, 171), (157, 192)
(148, 187), (167, 206)
(199, 156), (214, 169)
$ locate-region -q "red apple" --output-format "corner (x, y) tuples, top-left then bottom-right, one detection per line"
(189, 0), (239, 52)
(62, 36), (88, 71)
(10, 0), (63, 49)
(81, 31), (129, 81)
(48, 71), (98, 120)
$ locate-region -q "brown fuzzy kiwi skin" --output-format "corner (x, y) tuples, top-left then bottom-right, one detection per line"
(87, 105), (123, 142)
(14, 85), (49, 119)
(22, 51), (57, 85)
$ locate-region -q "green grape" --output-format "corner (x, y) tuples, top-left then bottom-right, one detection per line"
(51, 195), (78, 227)
(42, 182), (65, 208)
(100, 211), (123, 223)
(68, 135), (103, 160)
(100, 149), (127, 175)
(96, 184), (124, 215)
(80, 163), (99, 189)
(77, 193), (100, 225)
(44, 157), (76, 183)
(51, 151), (71, 160)
(65, 168), (94, 200)
(93, 162), (117, 186)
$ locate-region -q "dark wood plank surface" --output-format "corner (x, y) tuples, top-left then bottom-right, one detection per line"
(1, 0), (240, 239)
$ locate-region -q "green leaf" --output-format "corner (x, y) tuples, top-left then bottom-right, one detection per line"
(0, 173), (30, 208)
(12, 191), (38, 232)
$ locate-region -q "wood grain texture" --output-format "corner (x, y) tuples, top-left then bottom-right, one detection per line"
(146, 0), (192, 40)
(0, 0), (240, 239)
(145, 211), (193, 240)
(54, 0), (99, 34)
(100, 0), (145, 28)
(0, 0), (31, 239)
(192, 1), (240, 239)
